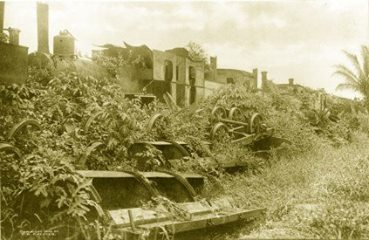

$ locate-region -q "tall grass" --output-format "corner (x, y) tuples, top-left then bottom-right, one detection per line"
(224, 131), (369, 239)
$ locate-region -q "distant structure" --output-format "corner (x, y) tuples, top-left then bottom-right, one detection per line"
(94, 44), (259, 106)
(0, 1), (28, 85)
(37, 2), (49, 54)
(53, 30), (76, 59)
(276, 78), (310, 94)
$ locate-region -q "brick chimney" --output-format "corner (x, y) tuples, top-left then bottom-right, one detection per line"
(0, 1), (4, 32)
(37, 2), (49, 53)
(288, 78), (294, 85)
(252, 68), (258, 89)
(261, 71), (267, 90)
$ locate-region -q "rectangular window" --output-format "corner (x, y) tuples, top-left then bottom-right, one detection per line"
(227, 78), (235, 84)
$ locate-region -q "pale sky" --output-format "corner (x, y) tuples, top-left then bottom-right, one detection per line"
(3, 0), (368, 98)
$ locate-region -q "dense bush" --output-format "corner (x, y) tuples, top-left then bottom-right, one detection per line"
(0, 64), (158, 239)
(2, 57), (369, 240)
(0, 149), (104, 239)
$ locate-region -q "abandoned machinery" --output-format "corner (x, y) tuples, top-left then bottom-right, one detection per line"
(1, 3), (272, 238)
(1, 118), (266, 239)
(131, 106), (290, 169)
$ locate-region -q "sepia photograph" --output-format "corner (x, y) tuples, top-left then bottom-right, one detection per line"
(1, 0), (369, 239)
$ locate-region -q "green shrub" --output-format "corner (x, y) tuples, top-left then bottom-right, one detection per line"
(357, 112), (369, 134)
(1, 149), (103, 239)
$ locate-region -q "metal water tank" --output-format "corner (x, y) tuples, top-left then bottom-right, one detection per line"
(53, 30), (75, 57)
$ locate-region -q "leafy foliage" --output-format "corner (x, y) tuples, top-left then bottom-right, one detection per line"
(186, 41), (208, 63)
(1, 149), (104, 239)
(335, 46), (369, 108)
(0, 63), (159, 239)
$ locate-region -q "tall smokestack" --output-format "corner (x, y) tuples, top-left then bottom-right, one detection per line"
(261, 71), (268, 90)
(288, 78), (294, 86)
(37, 2), (49, 53)
(210, 56), (217, 80)
(252, 68), (258, 89)
(0, 1), (4, 32)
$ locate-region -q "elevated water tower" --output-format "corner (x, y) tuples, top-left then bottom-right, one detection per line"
(53, 30), (76, 59)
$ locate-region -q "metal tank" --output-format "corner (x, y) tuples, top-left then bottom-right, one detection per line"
(53, 30), (75, 58)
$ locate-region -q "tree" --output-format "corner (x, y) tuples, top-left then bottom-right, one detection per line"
(186, 41), (208, 63)
(186, 41), (211, 73)
(335, 46), (369, 108)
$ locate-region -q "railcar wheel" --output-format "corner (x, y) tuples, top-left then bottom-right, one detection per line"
(0, 143), (22, 159)
(228, 107), (245, 122)
(249, 113), (263, 134)
(7, 119), (41, 140)
(147, 113), (166, 131)
(211, 106), (227, 119)
(210, 122), (230, 140)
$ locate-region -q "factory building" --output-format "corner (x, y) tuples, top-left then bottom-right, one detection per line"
(96, 44), (259, 105)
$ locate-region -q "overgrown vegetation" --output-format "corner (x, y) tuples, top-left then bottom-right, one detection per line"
(240, 133), (369, 239)
(335, 45), (369, 109)
(1, 52), (369, 239)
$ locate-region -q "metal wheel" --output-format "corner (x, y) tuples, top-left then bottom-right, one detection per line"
(0, 143), (22, 159)
(147, 113), (166, 131)
(249, 113), (263, 134)
(228, 107), (245, 122)
(7, 119), (41, 140)
(210, 122), (230, 140)
(211, 106), (227, 119)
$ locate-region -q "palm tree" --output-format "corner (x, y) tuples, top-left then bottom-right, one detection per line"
(335, 46), (369, 108)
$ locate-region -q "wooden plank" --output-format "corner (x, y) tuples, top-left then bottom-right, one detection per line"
(77, 170), (134, 178)
(136, 208), (266, 234)
(77, 170), (204, 180)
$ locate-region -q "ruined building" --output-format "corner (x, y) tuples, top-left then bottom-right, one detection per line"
(94, 44), (205, 106)
(204, 56), (258, 97)
(96, 44), (259, 106)
(1, 0), (260, 103)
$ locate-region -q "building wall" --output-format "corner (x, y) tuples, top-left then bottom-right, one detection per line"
(185, 58), (205, 87)
(150, 50), (178, 101)
(204, 80), (225, 97)
(0, 43), (28, 85)
(184, 58), (205, 105)
(152, 50), (177, 83)
(175, 56), (186, 106)
(151, 50), (205, 106)
(216, 69), (256, 88)
(101, 46), (207, 106)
